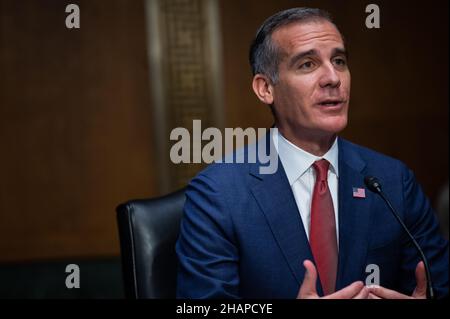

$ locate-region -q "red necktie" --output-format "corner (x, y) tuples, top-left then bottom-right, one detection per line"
(310, 159), (338, 295)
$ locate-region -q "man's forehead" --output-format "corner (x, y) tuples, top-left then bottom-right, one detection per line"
(272, 20), (344, 53)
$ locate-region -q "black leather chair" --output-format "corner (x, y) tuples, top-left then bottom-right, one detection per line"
(116, 188), (185, 299)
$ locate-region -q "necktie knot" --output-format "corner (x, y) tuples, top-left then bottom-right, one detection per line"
(312, 159), (330, 182)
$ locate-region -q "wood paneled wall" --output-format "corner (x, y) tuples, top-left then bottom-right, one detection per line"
(0, 0), (156, 262)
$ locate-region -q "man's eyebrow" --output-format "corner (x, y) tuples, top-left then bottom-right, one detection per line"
(332, 48), (348, 58)
(288, 49), (318, 68)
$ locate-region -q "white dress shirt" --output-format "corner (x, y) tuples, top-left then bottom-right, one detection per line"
(273, 130), (339, 242)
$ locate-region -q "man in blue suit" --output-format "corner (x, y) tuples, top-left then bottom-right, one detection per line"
(176, 8), (449, 299)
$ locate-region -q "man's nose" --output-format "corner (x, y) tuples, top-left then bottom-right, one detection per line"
(319, 63), (341, 88)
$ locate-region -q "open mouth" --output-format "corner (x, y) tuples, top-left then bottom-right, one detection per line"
(318, 100), (345, 107)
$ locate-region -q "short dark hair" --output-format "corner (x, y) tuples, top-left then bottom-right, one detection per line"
(249, 7), (339, 84)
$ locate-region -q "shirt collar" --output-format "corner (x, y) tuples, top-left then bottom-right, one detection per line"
(273, 130), (339, 186)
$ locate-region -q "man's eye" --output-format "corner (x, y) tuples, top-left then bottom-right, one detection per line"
(299, 61), (314, 69)
(333, 58), (347, 66)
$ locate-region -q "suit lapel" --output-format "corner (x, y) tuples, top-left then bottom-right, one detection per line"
(250, 165), (313, 285)
(336, 139), (373, 289)
(249, 133), (313, 285)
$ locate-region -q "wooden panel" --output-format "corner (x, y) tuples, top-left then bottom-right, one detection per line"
(146, 0), (224, 192)
(0, 0), (157, 262)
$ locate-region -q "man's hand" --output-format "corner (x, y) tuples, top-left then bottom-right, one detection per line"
(367, 261), (427, 299)
(297, 260), (369, 299)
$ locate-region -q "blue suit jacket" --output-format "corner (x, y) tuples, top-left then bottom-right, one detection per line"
(176, 137), (449, 298)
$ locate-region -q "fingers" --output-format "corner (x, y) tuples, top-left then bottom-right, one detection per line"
(368, 292), (381, 299)
(353, 286), (370, 299)
(412, 261), (427, 298)
(324, 281), (365, 299)
(297, 260), (318, 299)
(368, 262), (428, 299)
(368, 285), (413, 299)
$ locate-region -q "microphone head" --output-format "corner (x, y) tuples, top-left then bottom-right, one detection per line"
(364, 175), (382, 193)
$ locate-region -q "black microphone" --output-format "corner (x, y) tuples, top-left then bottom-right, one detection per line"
(364, 175), (435, 299)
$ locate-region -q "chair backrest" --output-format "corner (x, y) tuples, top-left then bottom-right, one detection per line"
(116, 188), (185, 299)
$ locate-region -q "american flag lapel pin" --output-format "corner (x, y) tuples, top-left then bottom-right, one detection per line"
(353, 187), (366, 198)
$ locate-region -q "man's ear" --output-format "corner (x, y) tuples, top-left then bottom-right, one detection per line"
(252, 74), (274, 105)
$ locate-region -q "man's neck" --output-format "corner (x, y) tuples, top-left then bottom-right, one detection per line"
(277, 127), (337, 157)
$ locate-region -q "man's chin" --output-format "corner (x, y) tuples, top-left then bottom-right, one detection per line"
(319, 119), (348, 135)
